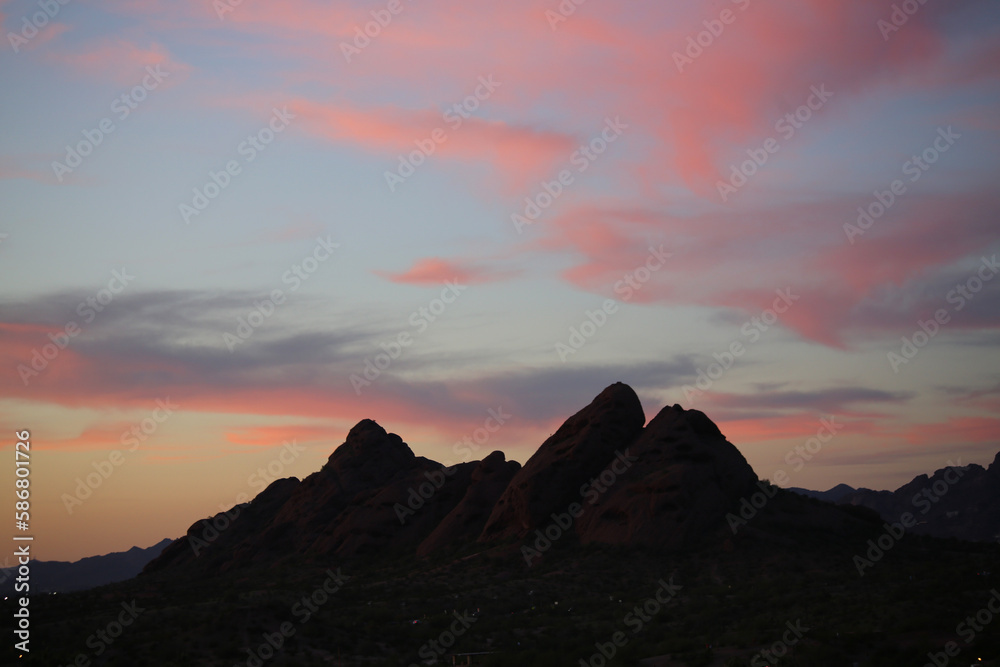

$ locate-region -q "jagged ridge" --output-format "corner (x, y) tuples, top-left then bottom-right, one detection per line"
(144, 383), (896, 575)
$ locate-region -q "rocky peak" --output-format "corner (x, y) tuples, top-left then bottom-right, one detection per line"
(324, 419), (416, 478)
(645, 403), (725, 439)
(573, 400), (758, 550)
(479, 382), (646, 541)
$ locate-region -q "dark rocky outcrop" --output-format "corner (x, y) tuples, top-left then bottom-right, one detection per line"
(574, 404), (759, 549)
(146, 420), (478, 573)
(146, 384), (996, 578)
(418, 451), (520, 556)
(479, 382), (646, 542)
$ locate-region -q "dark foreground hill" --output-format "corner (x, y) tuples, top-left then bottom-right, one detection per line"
(5, 383), (1000, 666)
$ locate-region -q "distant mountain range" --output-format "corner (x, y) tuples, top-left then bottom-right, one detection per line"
(1, 538), (173, 595)
(788, 482), (857, 503)
(790, 452), (1000, 543)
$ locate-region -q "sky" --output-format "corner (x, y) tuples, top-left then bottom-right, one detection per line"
(0, 0), (998, 562)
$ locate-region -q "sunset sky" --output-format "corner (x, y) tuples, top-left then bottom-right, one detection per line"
(1, 0), (999, 562)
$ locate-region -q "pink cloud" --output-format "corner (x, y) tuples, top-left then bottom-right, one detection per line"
(49, 38), (191, 85)
(6, 21), (71, 52)
(644, 0), (949, 195)
(0, 162), (53, 184)
(523, 184), (999, 346)
(49, 422), (136, 452)
(376, 257), (514, 286)
(288, 97), (575, 193)
(11, 0), (995, 353)
(98, 0), (987, 202)
(719, 412), (850, 445)
(900, 416), (1000, 448)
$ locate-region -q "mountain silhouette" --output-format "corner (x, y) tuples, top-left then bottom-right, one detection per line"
(792, 454), (1000, 543)
(145, 383), (889, 576)
(16, 384), (1000, 665)
(787, 483), (856, 502)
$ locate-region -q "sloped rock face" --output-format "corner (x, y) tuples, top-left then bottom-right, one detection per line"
(574, 404), (759, 549)
(418, 451), (521, 556)
(144, 476), (301, 574)
(308, 459), (476, 558)
(479, 383), (646, 542)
